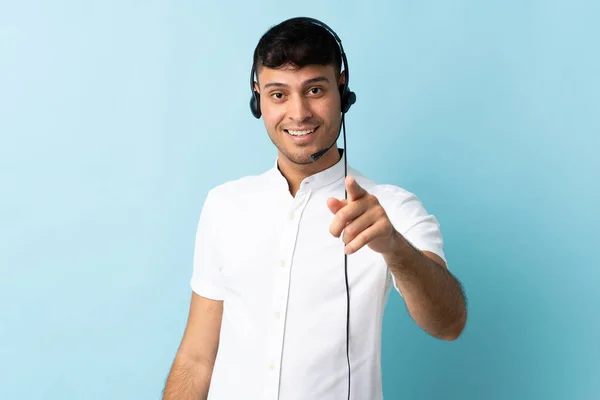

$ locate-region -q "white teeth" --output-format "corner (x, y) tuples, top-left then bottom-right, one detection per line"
(287, 128), (315, 136)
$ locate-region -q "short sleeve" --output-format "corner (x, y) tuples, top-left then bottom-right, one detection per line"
(374, 185), (447, 296)
(189, 189), (225, 300)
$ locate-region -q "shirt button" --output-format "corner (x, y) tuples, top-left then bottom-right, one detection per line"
(280, 260), (285, 268)
(275, 311), (280, 319)
(288, 212), (295, 220)
(269, 363), (275, 370)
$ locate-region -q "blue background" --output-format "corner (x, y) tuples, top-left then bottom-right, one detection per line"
(1, 1), (599, 399)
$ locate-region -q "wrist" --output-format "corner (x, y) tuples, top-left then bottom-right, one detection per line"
(382, 230), (416, 267)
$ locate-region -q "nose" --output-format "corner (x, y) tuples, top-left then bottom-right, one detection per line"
(288, 94), (312, 122)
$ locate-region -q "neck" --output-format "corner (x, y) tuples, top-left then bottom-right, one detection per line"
(277, 147), (341, 197)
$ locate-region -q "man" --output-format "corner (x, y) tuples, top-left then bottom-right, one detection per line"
(163, 17), (467, 400)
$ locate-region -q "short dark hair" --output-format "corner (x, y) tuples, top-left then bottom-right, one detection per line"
(252, 18), (342, 77)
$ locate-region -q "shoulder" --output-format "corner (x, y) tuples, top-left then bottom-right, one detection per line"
(349, 167), (440, 233)
(348, 167), (420, 208)
(196, 169), (275, 235)
(361, 174), (447, 263)
(371, 181), (417, 201)
(375, 182), (433, 219)
(205, 168), (275, 205)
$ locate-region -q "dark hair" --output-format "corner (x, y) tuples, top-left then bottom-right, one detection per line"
(252, 18), (342, 76)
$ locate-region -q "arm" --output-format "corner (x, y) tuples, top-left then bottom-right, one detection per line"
(162, 292), (223, 400)
(328, 176), (467, 341)
(383, 232), (467, 340)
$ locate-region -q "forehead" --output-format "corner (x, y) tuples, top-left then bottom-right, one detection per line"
(257, 64), (337, 88)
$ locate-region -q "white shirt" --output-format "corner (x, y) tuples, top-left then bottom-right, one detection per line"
(190, 150), (446, 400)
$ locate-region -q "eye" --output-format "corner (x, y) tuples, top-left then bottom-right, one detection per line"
(271, 92), (284, 100)
(308, 87), (323, 95)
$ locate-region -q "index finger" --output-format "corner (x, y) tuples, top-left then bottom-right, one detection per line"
(346, 175), (366, 202)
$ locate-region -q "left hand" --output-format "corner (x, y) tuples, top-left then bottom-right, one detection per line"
(327, 175), (401, 255)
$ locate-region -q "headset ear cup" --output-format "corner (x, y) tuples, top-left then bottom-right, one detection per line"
(250, 91), (261, 118)
(339, 84), (356, 114)
(339, 84), (347, 112)
(345, 90), (356, 112)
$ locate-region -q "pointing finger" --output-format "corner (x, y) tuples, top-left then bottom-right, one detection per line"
(346, 175), (367, 202)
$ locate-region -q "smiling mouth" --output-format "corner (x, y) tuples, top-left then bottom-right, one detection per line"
(284, 126), (319, 136)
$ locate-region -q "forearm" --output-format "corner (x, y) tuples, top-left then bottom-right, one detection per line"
(162, 353), (213, 400)
(384, 232), (467, 340)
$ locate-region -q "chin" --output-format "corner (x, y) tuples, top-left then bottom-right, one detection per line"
(279, 148), (319, 165)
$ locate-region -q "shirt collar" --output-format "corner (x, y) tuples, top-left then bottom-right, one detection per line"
(269, 148), (346, 192)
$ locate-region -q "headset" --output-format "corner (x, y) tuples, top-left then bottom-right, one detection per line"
(249, 17), (356, 400)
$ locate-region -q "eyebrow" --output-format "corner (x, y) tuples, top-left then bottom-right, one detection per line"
(263, 76), (330, 89)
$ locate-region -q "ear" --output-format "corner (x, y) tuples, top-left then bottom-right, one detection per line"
(253, 81), (260, 94)
(338, 70), (347, 87)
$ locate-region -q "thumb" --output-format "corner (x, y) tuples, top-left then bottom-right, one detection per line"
(327, 197), (348, 214)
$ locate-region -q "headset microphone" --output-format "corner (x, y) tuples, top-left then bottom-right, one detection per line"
(250, 17), (356, 400)
(310, 131), (341, 162)
(310, 147), (331, 163)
